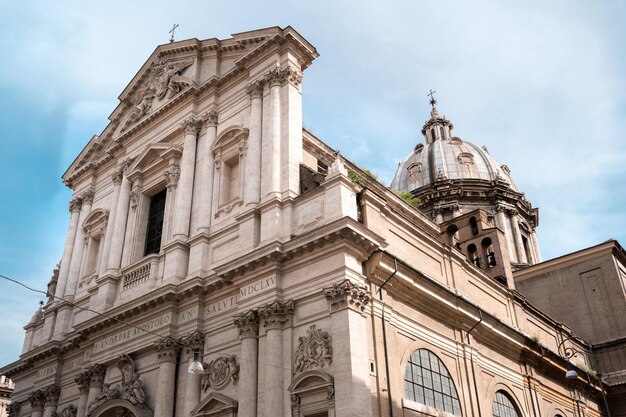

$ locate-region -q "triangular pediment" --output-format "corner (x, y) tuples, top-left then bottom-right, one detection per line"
(63, 26), (318, 189)
(190, 393), (237, 417)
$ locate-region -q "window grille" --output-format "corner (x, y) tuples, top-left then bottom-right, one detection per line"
(492, 391), (520, 417)
(404, 349), (462, 416)
(144, 189), (166, 256)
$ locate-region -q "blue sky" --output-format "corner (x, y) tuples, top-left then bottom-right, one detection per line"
(1, 1), (625, 366)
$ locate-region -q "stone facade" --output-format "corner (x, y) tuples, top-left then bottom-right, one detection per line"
(1, 26), (623, 417)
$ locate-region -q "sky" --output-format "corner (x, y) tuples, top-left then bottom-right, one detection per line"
(0, 0), (625, 366)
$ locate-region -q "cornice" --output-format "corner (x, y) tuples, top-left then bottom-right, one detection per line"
(513, 240), (618, 281)
(214, 217), (383, 281)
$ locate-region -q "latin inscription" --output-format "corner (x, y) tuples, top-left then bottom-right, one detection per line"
(204, 275), (277, 317)
(93, 313), (171, 354)
(238, 275), (276, 301)
(36, 364), (57, 379)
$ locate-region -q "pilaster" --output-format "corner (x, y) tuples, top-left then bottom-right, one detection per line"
(154, 338), (181, 417)
(42, 385), (61, 417)
(233, 310), (260, 417)
(180, 331), (204, 417)
(323, 280), (372, 416)
(259, 300), (294, 417)
(74, 371), (90, 417)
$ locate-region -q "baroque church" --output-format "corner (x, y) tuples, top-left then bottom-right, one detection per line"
(2, 26), (625, 417)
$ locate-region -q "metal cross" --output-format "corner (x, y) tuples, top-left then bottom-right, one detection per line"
(427, 89), (437, 108)
(169, 24), (180, 43)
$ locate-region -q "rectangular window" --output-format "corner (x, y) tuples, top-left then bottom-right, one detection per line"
(144, 189), (166, 256)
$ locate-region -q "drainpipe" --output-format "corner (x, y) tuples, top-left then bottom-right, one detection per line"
(466, 309), (483, 417)
(378, 258), (397, 417)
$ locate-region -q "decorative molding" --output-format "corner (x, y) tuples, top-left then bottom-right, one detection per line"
(214, 198), (243, 218)
(29, 389), (46, 411)
(44, 384), (61, 407)
(180, 116), (202, 136)
(232, 310), (259, 340)
(202, 109), (218, 128)
(293, 325), (333, 374)
(201, 355), (239, 391)
(164, 164), (180, 189)
(259, 300), (295, 330)
(323, 279), (370, 313)
(129, 185), (142, 211)
(153, 337), (181, 364)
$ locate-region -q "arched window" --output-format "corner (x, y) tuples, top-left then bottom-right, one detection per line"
(404, 349), (462, 416)
(492, 390), (521, 417)
(469, 217), (479, 235)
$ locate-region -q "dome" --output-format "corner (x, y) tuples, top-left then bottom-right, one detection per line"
(390, 107), (519, 193)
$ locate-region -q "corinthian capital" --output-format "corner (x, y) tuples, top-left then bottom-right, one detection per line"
(246, 79), (265, 98)
(202, 109), (218, 128)
(81, 188), (95, 206)
(75, 369), (91, 393)
(259, 300), (295, 330)
(87, 363), (107, 388)
(154, 337), (181, 363)
(180, 330), (205, 352)
(180, 116), (201, 136)
(29, 390), (46, 411)
(323, 279), (370, 313)
(233, 310), (259, 340)
(44, 384), (61, 407)
(265, 66), (302, 88)
(112, 167), (124, 186)
(69, 197), (83, 213)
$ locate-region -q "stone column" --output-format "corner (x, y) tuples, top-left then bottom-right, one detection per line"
(509, 209), (528, 264)
(265, 69), (282, 198)
(259, 300), (294, 417)
(323, 280), (373, 417)
(74, 371), (90, 417)
(86, 364), (106, 409)
(65, 189), (95, 299)
(181, 331), (205, 417)
(55, 197), (82, 298)
(28, 390), (45, 417)
(245, 81), (264, 207)
(530, 231), (542, 263)
(197, 111), (217, 232)
(171, 117), (201, 240)
(495, 204), (517, 263)
(233, 310), (260, 417)
(98, 169), (123, 277)
(153, 338), (180, 417)
(107, 171), (132, 273)
(42, 385), (60, 417)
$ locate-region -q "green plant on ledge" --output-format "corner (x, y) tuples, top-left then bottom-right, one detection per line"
(397, 191), (420, 208)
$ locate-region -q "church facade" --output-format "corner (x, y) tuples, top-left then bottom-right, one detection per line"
(1, 26), (623, 417)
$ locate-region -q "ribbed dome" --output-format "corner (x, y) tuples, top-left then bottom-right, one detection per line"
(390, 108), (519, 193)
